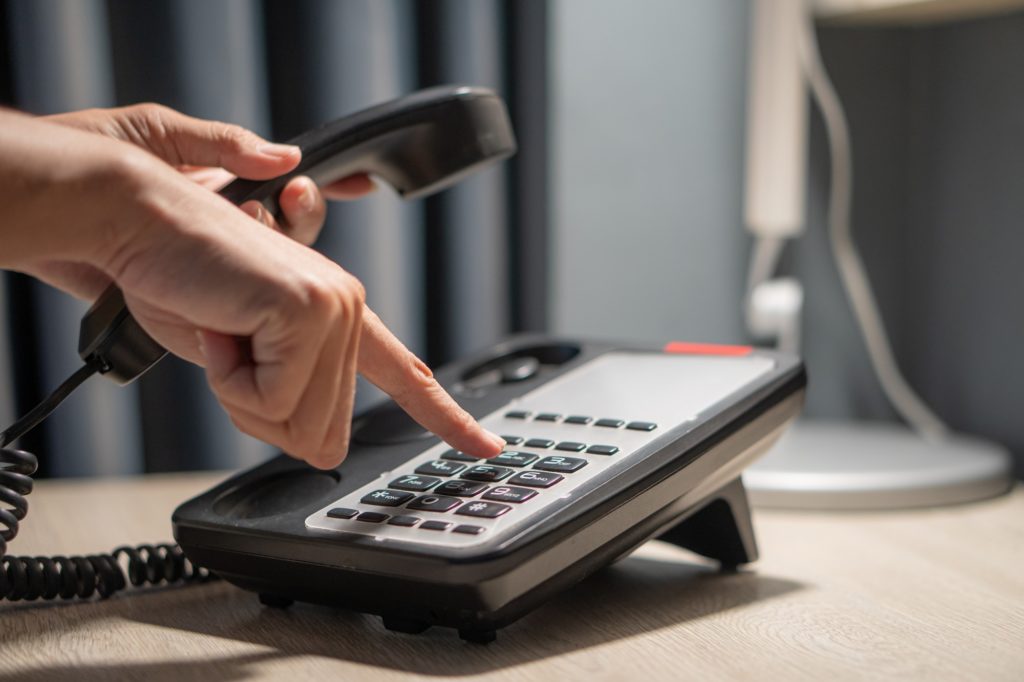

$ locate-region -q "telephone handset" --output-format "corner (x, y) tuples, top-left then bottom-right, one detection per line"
(76, 85), (517, 385)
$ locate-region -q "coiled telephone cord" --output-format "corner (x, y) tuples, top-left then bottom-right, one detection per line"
(0, 360), (213, 601)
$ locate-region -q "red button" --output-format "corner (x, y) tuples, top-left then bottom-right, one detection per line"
(663, 341), (753, 357)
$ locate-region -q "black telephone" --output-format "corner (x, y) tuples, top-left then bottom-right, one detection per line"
(0, 86), (806, 645)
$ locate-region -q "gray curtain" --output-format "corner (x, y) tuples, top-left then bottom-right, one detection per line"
(1, 0), (548, 476)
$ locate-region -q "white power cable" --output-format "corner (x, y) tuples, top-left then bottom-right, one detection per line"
(797, 5), (950, 443)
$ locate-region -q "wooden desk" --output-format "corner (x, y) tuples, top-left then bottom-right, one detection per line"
(1, 472), (1021, 681)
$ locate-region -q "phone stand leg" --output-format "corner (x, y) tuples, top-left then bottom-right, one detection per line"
(258, 592), (294, 609)
(655, 477), (758, 571)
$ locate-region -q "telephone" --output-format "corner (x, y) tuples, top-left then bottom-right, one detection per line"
(0, 86), (806, 645)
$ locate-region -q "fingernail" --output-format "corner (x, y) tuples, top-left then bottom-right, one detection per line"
(260, 143), (299, 159)
(195, 331), (207, 361)
(486, 430), (506, 451)
(298, 180), (317, 211)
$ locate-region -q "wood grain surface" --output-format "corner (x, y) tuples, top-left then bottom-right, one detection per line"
(1, 472), (1021, 681)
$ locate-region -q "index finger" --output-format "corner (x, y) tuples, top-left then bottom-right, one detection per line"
(357, 306), (505, 458)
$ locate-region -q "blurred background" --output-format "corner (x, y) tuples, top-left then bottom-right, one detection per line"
(0, 0), (1020, 480)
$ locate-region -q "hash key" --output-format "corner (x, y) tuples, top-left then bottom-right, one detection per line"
(533, 456), (587, 473)
(455, 501), (512, 518)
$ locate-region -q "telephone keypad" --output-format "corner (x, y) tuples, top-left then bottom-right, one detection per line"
(310, 398), (690, 547)
(415, 460), (467, 476)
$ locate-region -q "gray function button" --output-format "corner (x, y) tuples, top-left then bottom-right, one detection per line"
(524, 438), (555, 449)
(440, 449), (480, 463)
(455, 501), (512, 518)
(360, 489), (415, 507)
(420, 520), (452, 531)
(626, 421), (658, 432)
(326, 507), (359, 520)
(387, 515), (421, 527)
(407, 495), (462, 512)
(505, 410), (531, 419)
(453, 524), (486, 535)
(460, 465), (514, 482)
(564, 415), (592, 425)
(555, 441), (586, 452)
(483, 486), (538, 503)
(534, 413), (561, 422)
(500, 435), (525, 445)
(388, 475), (441, 492)
(594, 418), (625, 428)
(534, 456), (587, 473)
(586, 444), (620, 456)
(415, 460), (466, 477)
(508, 470), (563, 488)
(434, 480), (488, 497)
(356, 511), (389, 523)
(492, 451), (539, 467)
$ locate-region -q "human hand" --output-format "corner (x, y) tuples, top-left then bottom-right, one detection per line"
(0, 107), (505, 468)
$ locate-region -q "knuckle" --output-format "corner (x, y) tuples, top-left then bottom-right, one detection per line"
(215, 122), (252, 152)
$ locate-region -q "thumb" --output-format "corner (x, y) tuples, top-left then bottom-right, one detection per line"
(119, 104), (301, 180)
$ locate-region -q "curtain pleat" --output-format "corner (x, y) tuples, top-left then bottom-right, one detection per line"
(7, 0), (144, 476)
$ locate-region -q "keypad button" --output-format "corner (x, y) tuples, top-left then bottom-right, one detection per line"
(455, 501), (512, 518)
(533, 456), (588, 473)
(492, 451), (539, 467)
(505, 410), (531, 419)
(360, 489), (415, 507)
(326, 507), (359, 519)
(535, 412), (561, 422)
(440, 449), (480, 463)
(524, 438), (555, 449)
(389, 474), (441, 492)
(508, 470), (564, 488)
(587, 444), (620, 456)
(387, 515), (421, 527)
(460, 465), (514, 482)
(453, 524), (486, 535)
(627, 421), (658, 432)
(407, 495), (463, 512)
(434, 480), (488, 497)
(564, 415), (592, 425)
(555, 441), (586, 452)
(500, 435), (525, 445)
(483, 485), (538, 503)
(356, 511), (389, 523)
(415, 460), (466, 477)
(420, 520), (452, 531)
(595, 418), (625, 428)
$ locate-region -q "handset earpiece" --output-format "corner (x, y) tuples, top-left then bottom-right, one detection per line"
(78, 85), (516, 384)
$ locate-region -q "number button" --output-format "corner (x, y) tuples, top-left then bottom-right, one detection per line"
(388, 475), (441, 492)
(460, 465), (514, 482)
(360, 489), (415, 507)
(455, 501), (512, 518)
(533, 456), (587, 473)
(406, 495), (462, 512)
(492, 451), (539, 467)
(508, 470), (563, 488)
(415, 460), (466, 477)
(434, 480), (488, 497)
(483, 486), (538, 503)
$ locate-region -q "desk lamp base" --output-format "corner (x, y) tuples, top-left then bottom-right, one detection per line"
(744, 420), (1015, 510)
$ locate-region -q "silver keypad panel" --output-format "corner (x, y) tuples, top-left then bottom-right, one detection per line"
(305, 351), (775, 549)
